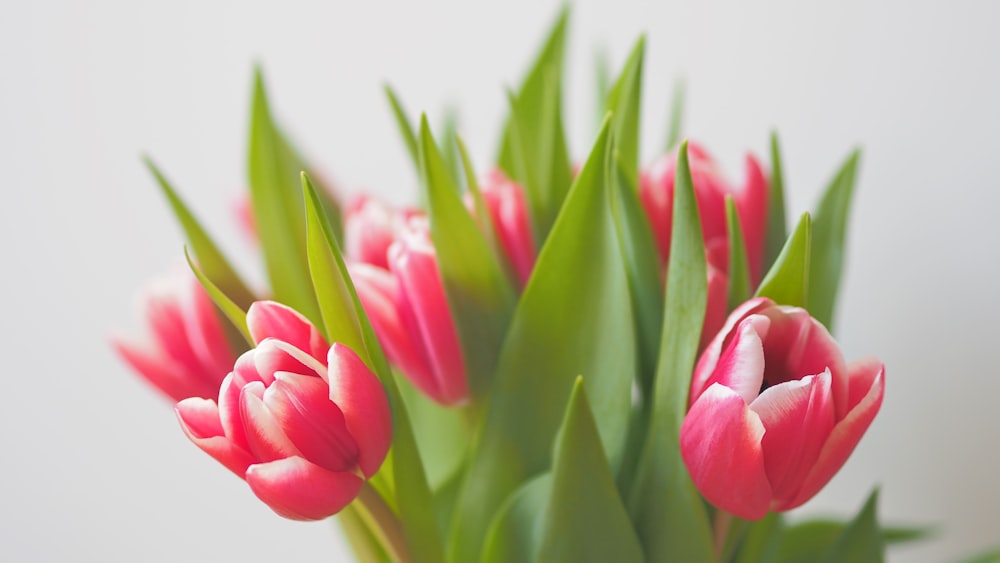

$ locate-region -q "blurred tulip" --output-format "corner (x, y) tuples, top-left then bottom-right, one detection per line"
(344, 194), (422, 270)
(113, 266), (237, 403)
(352, 220), (469, 406)
(640, 142), (768, 281)
(467, 170), (537, 288)
(175, 301), (392, 520)
(680, 297), (885, 520)
(703, 237), (730, 351)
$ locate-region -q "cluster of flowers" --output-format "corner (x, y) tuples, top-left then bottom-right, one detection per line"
(115, 142), (883, 523)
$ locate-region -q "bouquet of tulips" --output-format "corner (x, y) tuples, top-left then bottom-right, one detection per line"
(114, 9), (947, 563)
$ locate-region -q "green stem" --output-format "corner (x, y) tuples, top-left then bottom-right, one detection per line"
(354, 481), (411, 563)
(713, 509), (733, 561)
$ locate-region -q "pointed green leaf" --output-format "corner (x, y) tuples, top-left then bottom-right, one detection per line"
(418, 117), (517, 397)
(816, 489), (885, 563)
(247, 68), (320, 323)
(810, 149), (860, 329)
(276, 125), (344, 244)
(440, 106), (463, 190)
(764, 132), (789, 269)
(665, 79), (685, 151)
(497, 7), (572, 241)
(183, 247), (253, 346)
(480, 474), (552, 563)
(756, 212), (811, 307)
(605, 36), (645, 181)
(302, 173), (369, 358)
(594, 47), (611, 132)
(726, 195), (754, 309)
(537, 379), (644, 563)
(449, 120), (636, 563)
(384, 84), (420, 172)
(144, 158), (256, 309)
(628, 141), (714, 561)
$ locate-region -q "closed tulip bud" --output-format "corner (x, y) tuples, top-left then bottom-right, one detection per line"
(467, 170), (537, 288)
(680, 298), (885, 520)
(640, 142), (768, 281)
(351, 220), (469, 406)
(113, 265), (237, 402)
(175, 301), (392, 521)
(344, 194), (422, 270)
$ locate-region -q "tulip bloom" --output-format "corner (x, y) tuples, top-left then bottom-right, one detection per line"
(175, 301), (392, 520)
(680, 298), (885, 520)
(113, 266), (237, 402)
(344, 194), (423, 270)
(467, 170), (537, 288)
(351, 220), (469, 406)
(640, 142), (768, 281)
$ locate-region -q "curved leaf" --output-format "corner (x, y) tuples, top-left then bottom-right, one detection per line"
(480, 474), (551, 563)
(726, 195), (753, 309)
(816, 489), (885, 563)
(764, 132), (789, 269)
(756, 212), (811, 308)
(183, 247), (253, 347)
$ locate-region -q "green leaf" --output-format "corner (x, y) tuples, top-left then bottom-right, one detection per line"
(144, 157), (256, 309)
(738, 512), (785, 563)
(449, 119), (636, 563)
(480, 474), (552, 563)
(604, 35), (645, 182)
(396, 373), (471, 490)
(302, 173), (369, 359)
(764, 132), (789, 270)
(665, 79), (685, 151)
(756, 212), (812, 308)
(246, 68), (321, 323)
(628, 140), (715, 562)
(809, 149), (861, 330)
(496, 7), (572, 241)
(338, 506), (393, 563)
(384, 84), (420, 172)
(726, 195), (753, 309)
(537, 378), (644, 563)
(440, 106), (463, 190)
(183, 247), (253, 347)
(594, 47), (611, 133)
(418, 117), (518, 398)
(816, 489), (885, 563)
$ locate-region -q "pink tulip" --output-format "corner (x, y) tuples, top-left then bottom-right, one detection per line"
(640, 142), (768, 282)
(702, 237), (730, 351)
(344, 194), (423, 270)
(175, 301), (392, 520)
(351, 220), (469, 406)
(466, 170), (537, 288)
(680, 297), (885, 520)
(113, 266), (237, 402)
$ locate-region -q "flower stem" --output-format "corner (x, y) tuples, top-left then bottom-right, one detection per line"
(354, 482), (411, 563)
(713, 509), (733, 560)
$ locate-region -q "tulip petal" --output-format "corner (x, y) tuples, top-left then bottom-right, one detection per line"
(680, 383), (771, 520)
(113, 338), (216, 402)
(734, 155), (769, 281)
(254, 338), (326, 378)
(246, 301), (327, 361)
(751, 371), (835, 504)
(692, 297), (773, 401)
(327, 344), (393, 478)
(141, 280), (204, 378)
(246, 456), (364, 521)
(175, 397), (254, 476)
(700, 315), (771, 405)
(240, 382), (303, 462)
(180, 275), (235, 379)
(783, 362), (885, 510)
(265, 371), (360, 473)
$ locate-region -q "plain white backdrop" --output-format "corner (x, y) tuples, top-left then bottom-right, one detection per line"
(1, 1), (998, 561)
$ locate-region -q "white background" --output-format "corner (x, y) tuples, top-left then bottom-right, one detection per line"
(2, 1), (998, 561)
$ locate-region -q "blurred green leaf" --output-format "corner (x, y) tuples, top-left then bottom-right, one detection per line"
(302, 173), (369, 359)
(809, 149), (861, 330)
(384, 84), (420, 172)
(756, 212), (812, 308)
(144, 157), (256, 309)
(628, 141), (715, 562)
(537, 379), (644, 563)
(396, 373), (471, 490)
(764, 132), (789, 270)
(418, 117), (517, 398)
(665, 79), (685, 151)
(339, 505), (393, 563)
(604, 35), (645, 181)
(480, 474), (552, 563)
(183, 247), (253, 347)
(738, 512), (785, 563)
(440, 106), (463, 190)
(815, 489), (885, 563)
(497, 7), (572, 241)
(726, 195), (754, 309)
(246, 68), (321, 323)
(594, 47), (611, 133)
(449, 120), (636, 563)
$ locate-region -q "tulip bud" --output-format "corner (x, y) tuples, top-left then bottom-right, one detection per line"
(680, 298), (885, 520)
(113, 265), (237, 402)
(352, 220), (469, 406)
(175, 301), (392, 520)
(344, 194), (423, 270)
(640, 142), (768, 281)
(467, 170), (537, 288)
